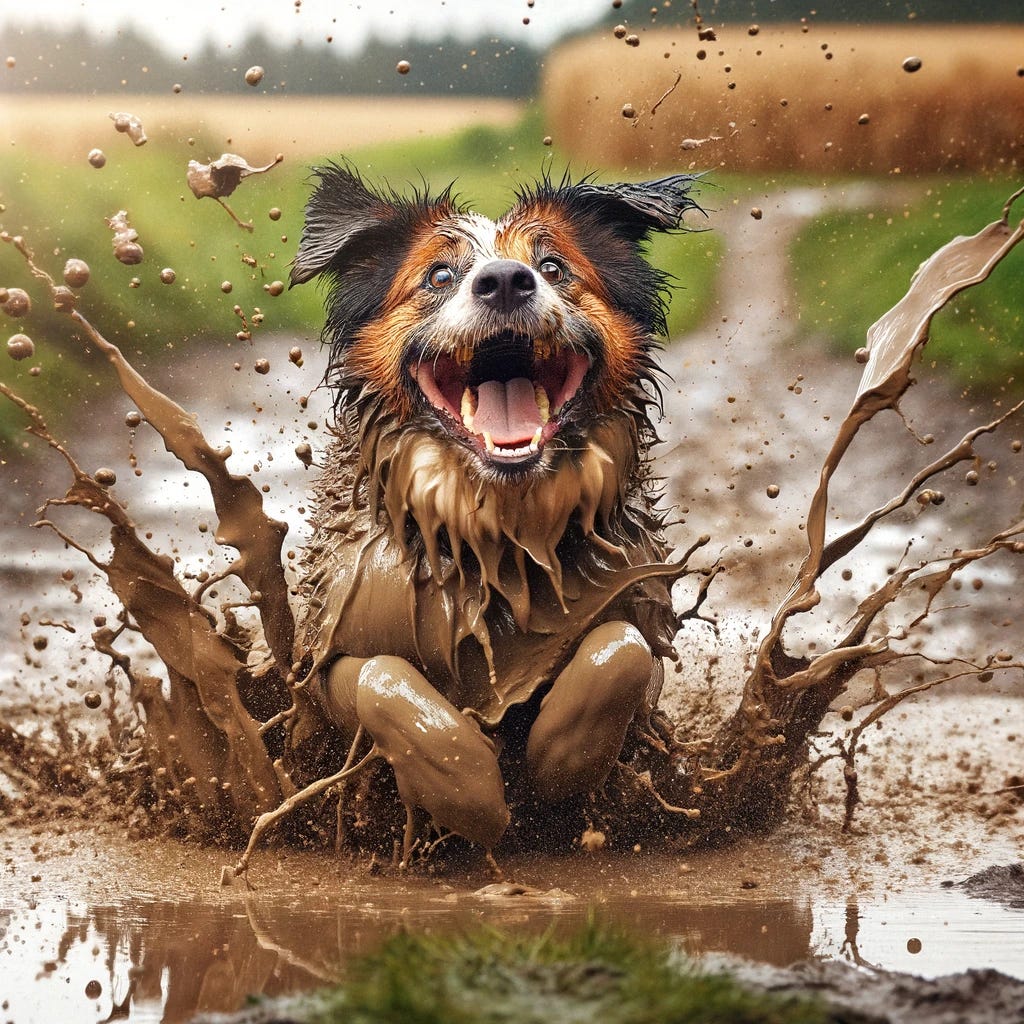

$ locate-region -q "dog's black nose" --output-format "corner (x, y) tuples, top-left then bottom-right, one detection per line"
(472, 260), (536, 314)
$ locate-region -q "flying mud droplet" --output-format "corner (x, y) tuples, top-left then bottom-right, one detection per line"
(254, 358), (270, 375)
(6, 333), (34, 360)
(766, 484), (780, 498)
(396, 59), (411, 75)
(94, 467), (117, 487)
(965, 469), (980, 486)
(88, 148), (107, 169)
(186, 152), (284, 232)
(268, 207), (282, 221)
(109, 111), (147, 146)
(542, 135), (553, 146)
(244, 65), (265, 87)
(125, 410), (143, 428)
(5, 56), (14, 69)
(613, 25), (627, 38)
(747, 24), (760, 35)
(83, 691), (102, 710)
(172, 83), (182, 94)
(266, 280), (285, 296)
(625, 33), (640, 47)
(907, 938), (923, 954)
(221, 281), (233, 294)
(107, 210), (144, 265)
(288, 346), (303, 366)
(854, 347), (870, 364)
(84, 980), (102, 999)
(1012, 439), (1022, 453)
(63, 258), (91, 288)
(159, 268), (176, 284)
(902, 56), (922, 73)
(2, 287), (31, 318)
(858, 114), (870, 125)
(680, 134), (722, 151)
(53, 286), (77, 312)
(295, 443), (313, 468)
(750, 207), (763, 220)
(621, 103), (637, 119)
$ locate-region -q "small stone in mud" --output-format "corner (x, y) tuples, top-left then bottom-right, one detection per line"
(766, 484), (780, 498)
(159, 267), (176, 284)
(269, 207), (282, 221)
(750, 207), (763, 220)
(88, 148), (106, 168)
(288, 346), (303, 365)
(267, 280), (285, 296)
(244, 65), (265, 86)
(2, 287), (31, 317)
(254, 358), (270, 374)
(854, 347), (870, 364)
(83, 691), (102, 710)
(396, 59), (411, 75)
(94, 467), (117, 486)
(902, 56), (922, 73)
(621, 103), (636, 119)
(857, 113), (870, 125)
(63, 258), (91, 288)
(84, 980), (102, 999)
(295, 443), (313, 468)
(7, 333), (34, 360)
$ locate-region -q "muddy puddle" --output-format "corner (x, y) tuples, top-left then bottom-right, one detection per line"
(3, 185), (1023, 1021)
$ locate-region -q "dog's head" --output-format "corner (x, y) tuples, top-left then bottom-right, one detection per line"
(291, 165), (702, 479)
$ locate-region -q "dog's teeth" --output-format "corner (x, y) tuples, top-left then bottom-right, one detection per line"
(529, 427), (543, 455)
(461, 387), (476, 430)
(483, 431), (495, 454)
(534, 385), (550, 424)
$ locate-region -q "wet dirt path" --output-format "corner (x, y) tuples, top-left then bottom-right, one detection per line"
(1, 184), (1022, 1023)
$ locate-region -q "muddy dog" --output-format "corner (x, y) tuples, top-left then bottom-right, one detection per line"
(289, 165), (702, 860)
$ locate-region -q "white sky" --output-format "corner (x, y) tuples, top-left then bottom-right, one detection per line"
(0, 0), (612, 56)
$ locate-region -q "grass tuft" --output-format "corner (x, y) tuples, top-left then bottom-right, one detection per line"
(310, 917), (830, 1024)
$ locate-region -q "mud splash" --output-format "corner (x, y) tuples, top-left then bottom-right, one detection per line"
(1, 182), (1023, 877)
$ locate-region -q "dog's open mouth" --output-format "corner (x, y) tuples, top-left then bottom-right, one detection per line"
(409, 332), (589, 465)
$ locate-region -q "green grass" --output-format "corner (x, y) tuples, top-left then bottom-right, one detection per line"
(789, 177), (1024, 393)
(301, 918), (829, 1024)
(0, 108), (719, 445)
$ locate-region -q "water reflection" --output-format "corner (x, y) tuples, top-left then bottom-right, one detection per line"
(1, 883), (1022, 1023)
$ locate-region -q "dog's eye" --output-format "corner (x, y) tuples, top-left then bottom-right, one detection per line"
(427, 264), (455, 289)
(538, 259), (564, 284)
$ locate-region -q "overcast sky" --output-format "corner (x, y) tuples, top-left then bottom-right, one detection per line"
(0, 0), (612, 55)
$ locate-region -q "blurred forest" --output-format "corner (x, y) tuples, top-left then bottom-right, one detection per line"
(1, 0), (1019, 98)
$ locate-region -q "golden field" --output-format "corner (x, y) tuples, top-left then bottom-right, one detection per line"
(543, 23), (1024, 175)
(4, 94), (524, 162)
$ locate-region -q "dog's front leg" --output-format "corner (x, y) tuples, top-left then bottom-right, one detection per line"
(526, 621), (653, 802)
(322, 655), (510, 855)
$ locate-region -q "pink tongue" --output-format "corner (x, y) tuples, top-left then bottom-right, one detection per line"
(473, 378), (540, 445)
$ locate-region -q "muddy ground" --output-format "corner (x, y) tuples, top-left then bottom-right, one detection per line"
(1, 184), (1022, 1022)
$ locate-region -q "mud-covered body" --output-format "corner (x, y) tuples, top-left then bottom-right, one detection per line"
(287, 165), (703, 853)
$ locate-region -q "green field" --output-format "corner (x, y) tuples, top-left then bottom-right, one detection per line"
(0, 110), (720, 445)
(789, 178), (1024, 393)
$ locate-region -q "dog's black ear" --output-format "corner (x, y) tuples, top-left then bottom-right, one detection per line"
(562, 174), (704, 243)
(290, 163), (406, 287)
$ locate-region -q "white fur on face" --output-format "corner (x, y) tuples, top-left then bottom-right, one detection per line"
(426, 212), (566, 349)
